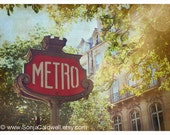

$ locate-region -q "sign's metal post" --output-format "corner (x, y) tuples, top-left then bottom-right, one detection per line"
(50, 99), (60, 126)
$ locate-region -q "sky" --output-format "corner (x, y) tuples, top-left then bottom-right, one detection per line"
(0, 6), (97, 48)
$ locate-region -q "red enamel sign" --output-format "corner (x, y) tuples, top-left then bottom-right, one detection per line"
(14, 36), (93, 103)
(25, 54), (85, 96)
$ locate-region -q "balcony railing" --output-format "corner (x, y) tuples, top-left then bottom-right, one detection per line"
(111, 92), (132, 102)
(111, 80), (158, 103)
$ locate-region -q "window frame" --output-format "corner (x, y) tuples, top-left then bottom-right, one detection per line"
(130, 110), (142, 131)
(94, 53), (102, 70)
(128, 73), (136, 87)
(113, 115), (122, 131)
(150, 103), (165, 131)
(150, 67), (158, 87)
(112, 79), (119, 102)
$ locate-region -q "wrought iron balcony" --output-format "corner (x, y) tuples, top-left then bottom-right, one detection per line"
(111, 80), (158, 103)
(111, 91), (132, 103)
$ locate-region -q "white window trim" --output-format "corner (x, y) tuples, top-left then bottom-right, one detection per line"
(113, 115), (122, 131)
(130, 110), (141, 131)
(151, 103), (164, 131)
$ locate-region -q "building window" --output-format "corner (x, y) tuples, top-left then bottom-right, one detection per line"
(113, 115), (122, 131)
(150, 67), (157, 87)
(128, 74), (136, 95)
(82, 43), (89, 53)
(150, 103), (165, 131)
(130, 110), (141, 131)
(95, 34), (100, 45)
(128, 74), (136, 87)
(112, 80), (119, 102)
(88, 37), (93, 49)
(95, 53), (102, 70)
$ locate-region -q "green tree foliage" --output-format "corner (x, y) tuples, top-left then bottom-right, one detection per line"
(0, 26), (52, 128)
(130, 5), (170, 92)
(95, 5), (170, 96)
(69, 87), (112, 131)
(0, 4), (42, 16)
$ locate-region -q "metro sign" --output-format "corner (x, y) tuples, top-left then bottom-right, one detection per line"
(25, 55), (85, 96)
(14, 36), (93, 103)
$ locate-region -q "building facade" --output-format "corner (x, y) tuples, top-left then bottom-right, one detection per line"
(77, 27), (170, 131)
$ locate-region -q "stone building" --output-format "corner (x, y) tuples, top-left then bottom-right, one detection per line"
(77, 27), (170, 131)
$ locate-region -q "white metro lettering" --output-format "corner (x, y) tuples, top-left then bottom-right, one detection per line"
(32, 62), (79, 90)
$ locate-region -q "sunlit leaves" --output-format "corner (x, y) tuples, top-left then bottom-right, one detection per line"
(156, 57), (170, 91)
(0, 4), (42, 16)
(95, 5), (170, 97)
(69, 87), (113, 130)
(63, 46), (80, 54)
